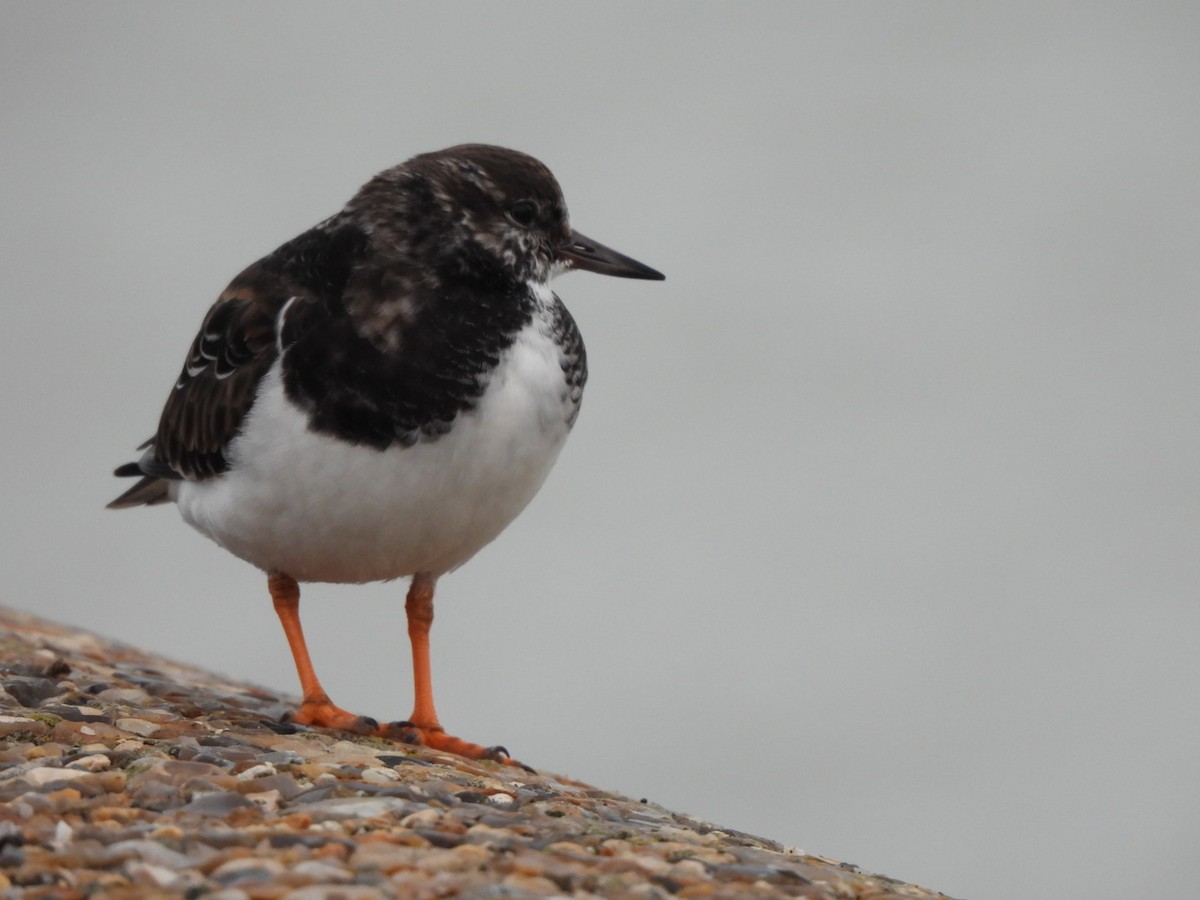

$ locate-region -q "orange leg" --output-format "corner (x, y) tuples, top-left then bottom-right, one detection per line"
(405, 571), (442, 728)
(378, 573), (528, 769)
(268, 571), (375, 734)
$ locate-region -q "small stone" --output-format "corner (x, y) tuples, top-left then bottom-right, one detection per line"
(66, 754), (112, 772)
(289, 797), (410, 821)
(431, 843), (491, 873)
(19, 766), (95, 788)
(42, 704), (111, 723)
(141, 758), (230, 781)
(348, 841), (420, 872)
(125, 861), (182, 889)
(181, 791), (255, 816)
(675, 886), (717, 898)
(502, 872), (562, 893)
(413, 829), (461, 849)
(545, 841), (590, 858)
(51, 819), (74, 849)
(280, 812), (313, 830)
(1, 676), (60, 707)
(360, 767), (400, 784)
(244, 789), (281, 816)
(385, 830), (430, 849)
(0, 716), (47, 738)
(100, 770), (128, 792)
(0, 822), (23, 849)
(0, 846), (23, 871)
(115, 717), (160, 738)
(238, 772), (305, 800)
(668, 857), (711, 884)
(90, 806), (146, 825)
(198, 889), (252, 900)
(236, 763), (278, 780)
(284, 887), (386, 900)
(463, 823), (514, 849)
(328, 740), (380, 759)
(94, 687), (152, 704)
(606, 852), (672, 877)
(599, 839), (633, 856)
(399, 809), (440, 829)
(104, 838), (196, 869)
(210, 856), (286, 885)
(289, 859), (354, 883)
(26, 743), (68, 760)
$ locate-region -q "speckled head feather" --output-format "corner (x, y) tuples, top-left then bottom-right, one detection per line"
(350, 145), (573, 285)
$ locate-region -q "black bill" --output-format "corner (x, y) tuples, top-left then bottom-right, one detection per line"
(559, 230), (665, 280)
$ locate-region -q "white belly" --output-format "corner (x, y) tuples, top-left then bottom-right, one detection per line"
(173, 319), (575, 583)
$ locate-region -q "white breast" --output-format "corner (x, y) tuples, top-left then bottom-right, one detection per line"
(173, 310), (576, 583)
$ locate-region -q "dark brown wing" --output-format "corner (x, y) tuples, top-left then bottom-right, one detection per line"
(108, 215), (376, 509)
(108, 265), (296, 509)
(154, 282), (290, 480)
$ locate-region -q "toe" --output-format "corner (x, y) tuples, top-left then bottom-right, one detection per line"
(289, 700), (377, 735)
(375, 722), (532, 770)
(378, 720), (422, 743)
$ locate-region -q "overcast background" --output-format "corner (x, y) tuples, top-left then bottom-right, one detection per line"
(3, 5), (1198, 898)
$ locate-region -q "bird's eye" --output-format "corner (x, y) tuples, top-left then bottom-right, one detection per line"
(508, 200), (539, 227)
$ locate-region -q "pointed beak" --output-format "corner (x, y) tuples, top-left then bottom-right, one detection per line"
(558, 230), (665, 280)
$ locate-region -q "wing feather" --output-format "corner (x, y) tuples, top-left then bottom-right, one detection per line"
(154, 285), (288, 480)
(109, 262), (301, 512)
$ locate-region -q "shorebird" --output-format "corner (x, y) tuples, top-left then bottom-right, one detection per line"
(109, 144), (664, 767)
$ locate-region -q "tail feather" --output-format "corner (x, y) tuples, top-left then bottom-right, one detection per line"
(107, 474), (171, 509)
(108, 439), (172, 509)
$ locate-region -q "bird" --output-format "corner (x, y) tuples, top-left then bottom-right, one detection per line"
(108, 144), (664, 768)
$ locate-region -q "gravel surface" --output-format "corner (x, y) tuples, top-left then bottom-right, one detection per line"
(0, 606), (954, 899)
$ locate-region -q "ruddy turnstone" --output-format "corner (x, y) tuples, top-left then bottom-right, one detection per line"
(109, 144), (664, 767)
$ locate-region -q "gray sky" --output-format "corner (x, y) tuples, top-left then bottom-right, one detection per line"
(3, 5), (1198, 898)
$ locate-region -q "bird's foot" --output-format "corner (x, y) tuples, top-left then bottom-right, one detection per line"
(378, 720), (534, 772)
(284, 698), (378, 735)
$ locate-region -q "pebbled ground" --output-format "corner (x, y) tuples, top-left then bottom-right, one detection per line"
(0, 606), (955, 899)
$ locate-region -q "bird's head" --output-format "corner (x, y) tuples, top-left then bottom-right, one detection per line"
(350, 144), (664, 286)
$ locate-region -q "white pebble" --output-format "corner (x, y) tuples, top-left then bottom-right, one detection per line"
(126, 862), (181, 889)
(51, 819), (74, 849)
(236, 763), (277, 780)
(360, 767), (401, 784)
(22, 767), (93, 787)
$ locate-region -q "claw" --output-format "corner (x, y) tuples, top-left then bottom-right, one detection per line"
(380, 720), (422, 744)
(376, 721), (531, 770)
(485, 745), (536, 773)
